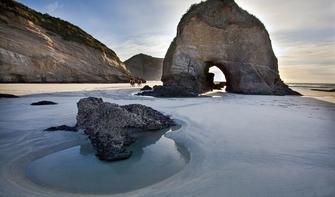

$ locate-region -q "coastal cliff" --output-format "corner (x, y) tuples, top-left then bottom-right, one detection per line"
(0, 0), (132, 83)
(125, 54), (163, 81)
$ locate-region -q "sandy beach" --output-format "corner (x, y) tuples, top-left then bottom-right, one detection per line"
(0, 87), (334, 197)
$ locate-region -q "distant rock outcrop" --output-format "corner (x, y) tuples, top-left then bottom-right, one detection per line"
(31, 101), (57, 105)
(148, 0), (299, 96)
(0, 0), (132, 83)
(44, 125), (77, 132)
(125, 54), (163, 81)
(140, 85), (153, 91)
(0, 93), (18, 98)
(76, 97), (175, 161)
(137, 85), (198, 98)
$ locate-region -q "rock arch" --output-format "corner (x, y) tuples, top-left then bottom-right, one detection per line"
(205, 63), (229, 91)
(160, 0), (298, 96)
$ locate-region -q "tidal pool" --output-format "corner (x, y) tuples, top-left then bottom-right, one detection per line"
(26, 128), (189, 194)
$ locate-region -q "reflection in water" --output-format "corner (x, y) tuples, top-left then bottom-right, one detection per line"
(26, 125), (188, 194)
(79, 143), (95, 155)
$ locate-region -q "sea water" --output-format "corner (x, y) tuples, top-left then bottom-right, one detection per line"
(289, 83), (335, 103)
(26, 129), (189, 194)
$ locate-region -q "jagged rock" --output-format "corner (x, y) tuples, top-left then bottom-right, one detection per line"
(155, 0), (300, 96)
(76, 97), (175, 161)
(44, 125), (77, 132)
(31, 101), (58, 105)
(0, 1), (132, 83)
(140, 85), (153, 91)
(125, 54), (163, 81)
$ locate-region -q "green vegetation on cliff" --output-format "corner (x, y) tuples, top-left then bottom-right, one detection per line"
(0, 0), (121, 63)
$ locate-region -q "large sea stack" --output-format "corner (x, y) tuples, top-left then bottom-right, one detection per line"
(149, 0), (299, 96)
(0, 0), (132, 83)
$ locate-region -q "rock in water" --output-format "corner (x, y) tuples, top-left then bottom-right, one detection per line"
(44, 125), (77, 132)
(76, 97), (175, 161)
(0, 1), (132, 83)
(140, 85), (153, 91)
(137, 85), (198, 98)
(125, 54), (163, 81)
(31, 101), (58, 106)
(152, 0), (299, 96)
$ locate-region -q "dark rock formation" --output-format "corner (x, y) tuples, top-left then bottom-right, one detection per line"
(44, 125), (77, 132)
(0, 93), (19, 98)
(152, 0), (299, 96)
(31, 101), (57, 105)
(125, 54), (163, 81)
(76, 97), (175, 161)
(137, 85), (198, 97)
(140, 85), (153, 91)
(0, 0), (132, 83)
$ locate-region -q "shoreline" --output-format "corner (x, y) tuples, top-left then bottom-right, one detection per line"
(1, 83), (334, 104)
(0, 82), (163, 96)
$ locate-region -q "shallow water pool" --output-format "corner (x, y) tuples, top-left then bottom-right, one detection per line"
(26, 129), (189, 194)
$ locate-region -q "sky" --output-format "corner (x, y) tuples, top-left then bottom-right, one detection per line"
(17, 0), (335, 83)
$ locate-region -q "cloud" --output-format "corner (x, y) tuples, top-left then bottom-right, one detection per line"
(279, 41), (335, 66)
(280, 64), (335, 83)
(45, 1), (62, 14)
(236, 0), (335, 83)
(278, 40), (335, 83)
(108, 34), (173, 61)
(95, 0), (201, 60)
(236, 0), (335, 33)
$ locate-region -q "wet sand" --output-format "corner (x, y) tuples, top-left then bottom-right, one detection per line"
(0, 87), (334, 196)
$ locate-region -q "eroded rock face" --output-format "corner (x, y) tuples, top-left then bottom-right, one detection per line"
(76, 97), (175, 161)
(160, 0), (299, 96)
(125, 54), (163, 81)
(0, 1), (132, 83)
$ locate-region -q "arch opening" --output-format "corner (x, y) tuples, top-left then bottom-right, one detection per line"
(205, 64), (229, 92)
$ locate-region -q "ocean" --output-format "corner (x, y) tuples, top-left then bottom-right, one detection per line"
(288, 83), (335, 104)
